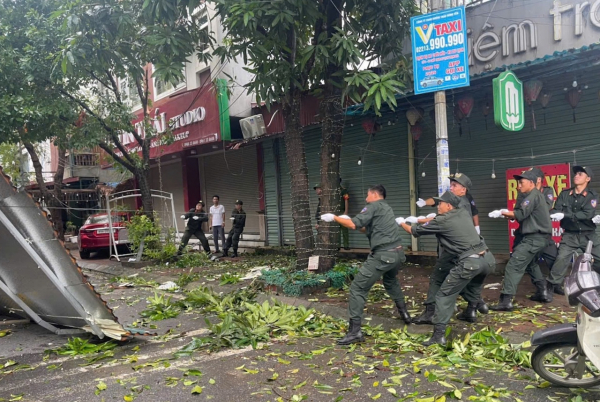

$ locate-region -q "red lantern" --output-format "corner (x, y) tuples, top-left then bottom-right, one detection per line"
(566, 88), (582, 123)
(362, 118), (379, 134)
(524, 80), (543, 130)
(411, 123), (423, 141)
(457, 96), (473, 137)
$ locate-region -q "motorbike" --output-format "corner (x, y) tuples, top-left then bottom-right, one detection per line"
(531, 241), (600, 388)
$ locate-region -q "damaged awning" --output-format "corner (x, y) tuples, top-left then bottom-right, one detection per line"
(0, 167), (127, 340)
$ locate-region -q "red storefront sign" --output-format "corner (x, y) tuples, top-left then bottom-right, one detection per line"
(506, 163), (571, 252)
(115, 86), (220, 158)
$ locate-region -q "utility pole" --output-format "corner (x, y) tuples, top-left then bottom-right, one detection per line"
(432, 0), (450, 196)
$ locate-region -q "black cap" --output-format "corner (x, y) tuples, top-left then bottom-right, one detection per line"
(196, 200), (205, 206)
(513, 169), (538, 182)
(432, 191), (461, 208)
(530, 167), (545, 179)
(449, 173), (472, 191)
(235, 200), (243, 205)
(573, 165), (593, 180)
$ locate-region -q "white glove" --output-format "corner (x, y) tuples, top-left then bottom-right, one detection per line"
(339, 215), (350, 220)
(426, 213), (436, 219)
(550, 213), (565, 222)
(500, 209), (509, 214)
(593, 215), (600, 224)
(180, 215), (186, 219)
(320, 213), (336, 222)
(395, 217), (405, 225)
(417, 216), (426, 220)
(475, 226), (480, 234)
(193, 216), (199, 220)
(416, 198), (427, 208)
(405, 216), (419, 224)
(488, 210), (502, 218)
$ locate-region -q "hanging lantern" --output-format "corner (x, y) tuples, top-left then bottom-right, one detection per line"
(482, 98), (491, 130)
(566, 88), (582, 123)
(362, 118), (380, 134)
(540, 91), (552, 125)
(406, 107), (424, 126)
(457, 96), (474, 138)
(454, 104), (465, 137)
(411, 122), (423, 141)
(524, 80), (543, 130)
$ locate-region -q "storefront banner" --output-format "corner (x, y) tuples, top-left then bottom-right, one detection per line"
(506, 163), (571, 251)
(115, 86), (220, 159)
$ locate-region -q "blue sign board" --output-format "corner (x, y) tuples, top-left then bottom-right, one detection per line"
(411, 6), (469, 95)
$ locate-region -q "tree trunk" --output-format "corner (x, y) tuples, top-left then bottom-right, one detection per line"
(23, 141), (66, 240)
(136, 166), (154, 217)
(316, 93), (344, 272)
(282, 90), (314, 270)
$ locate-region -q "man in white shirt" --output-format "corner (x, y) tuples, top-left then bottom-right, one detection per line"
(209, 195), (226, 253)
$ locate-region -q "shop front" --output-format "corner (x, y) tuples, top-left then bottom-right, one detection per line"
(413, 0), (600, 254)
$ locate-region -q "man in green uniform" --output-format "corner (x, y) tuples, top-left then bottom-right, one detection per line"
(340, 178), (350, 250)
(223, 200), (246, 258)
(512, 167), (555, 303)
(320, 184), (411, 345)
(178, 201), (210, 255)
(488, 169), (552, 311)
(412, 173), (488, 324)
(400, 191), (495, 345)
(546, 166), (600, 297)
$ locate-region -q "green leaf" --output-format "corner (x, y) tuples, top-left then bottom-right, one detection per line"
(191, 386), (203, 394)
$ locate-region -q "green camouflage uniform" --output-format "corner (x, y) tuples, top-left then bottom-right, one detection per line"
(411, 208), (495, 325)
(348, 200), (405, 321)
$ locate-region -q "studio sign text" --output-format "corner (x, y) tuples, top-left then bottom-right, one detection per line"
(468, 0), (600, 71)
(120, 106), (206, 146)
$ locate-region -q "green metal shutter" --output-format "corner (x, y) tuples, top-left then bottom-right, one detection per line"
(262, 139), (281, 246)
(275, 116), (412, 249)
(416, 76), (600, 254)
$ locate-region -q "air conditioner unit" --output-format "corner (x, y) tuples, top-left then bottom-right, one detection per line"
(240, 115), (267, 139)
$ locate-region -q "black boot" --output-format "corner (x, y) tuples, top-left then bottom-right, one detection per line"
(553, 284), (565, 296)
(337, 319), (365, 345)
(530, 281), (551, 302)
(394, 299), (412, 325)
(222, 249), (229, 257)
(231, 250), (238, 258)
(457, 302), (478, 323)
(490, 294), (514, 311)
(413, 304), (435, 325)
(476, 299), (489, 314)
(423, 324), (447, 347)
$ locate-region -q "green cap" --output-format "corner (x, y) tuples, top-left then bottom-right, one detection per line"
(449, 173), (472, 191)
(513, 169), (538, 182)
(432, 191), (461, 208)
(313, 183), (322, 189)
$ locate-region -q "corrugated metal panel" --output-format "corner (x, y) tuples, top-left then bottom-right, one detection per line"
(275, 116), (412, 249)
(262, 140), (281, 246)
(201, 148), (261, 234)
(150, 160), (185, 225)
(416, 74), (600, 253)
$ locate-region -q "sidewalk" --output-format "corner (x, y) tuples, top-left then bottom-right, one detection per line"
(75, 250), (573, 345)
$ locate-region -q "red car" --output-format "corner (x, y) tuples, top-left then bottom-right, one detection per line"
(78, 212), (131, 259)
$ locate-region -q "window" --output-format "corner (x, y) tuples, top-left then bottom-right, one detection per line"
(119, 77), (142, 110)
(192, 2), (210, 54)
(153, 67), (186, 100)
